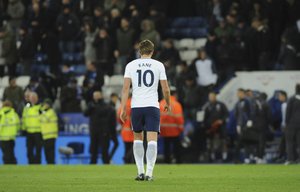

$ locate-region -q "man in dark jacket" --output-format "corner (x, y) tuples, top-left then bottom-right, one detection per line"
(253, 93), (272, 163)
(93, 27), (116, 76)
(84, 91), (116, 164)
(18, 26), (35, 75)
(285, 84), (300, 164)
(234, 88), (252, 163)
(0, 24), (18, 76)
(56, 4), (80, 53)
(203, 91), (229, 162)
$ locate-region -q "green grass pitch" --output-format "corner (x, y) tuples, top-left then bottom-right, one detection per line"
(0, 165), (299, 192)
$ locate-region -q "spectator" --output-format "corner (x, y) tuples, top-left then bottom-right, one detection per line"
(148, 6), (166, 37)
(93, 6), (108, 28)
(285, 84), (300, 164)
(82, 62), (101, 104)
(104, 0), (125, 12)
(203, 91), (228, 162)
(40, 30), (61, 74)
(56, 4), (80, 53)
(159, 39), (180, 67)
(7, 0), (25, 33)
(27, 2), (45, 49)
(83, 19), (97, 64)
(160, 87), (184, 164)
(3, 76), (23, 114)
(60, 78), (82, 113)
(18, 25), (35, 75)
(84, 91), (117, 164)
(190, 48), (217, 89)
(25, 76), (48, 102)
(245, 17), (271, 70)
(214, 19), (234, 39)
(140, 19), (160, 48)
(93, 27), (116, 76)
(0, 24), (18, 77)
(59, 63), (76, 87)
(109, 8), (121, 38)
(129, 8), (142, 36)
(205, 31), (219, 62)
(175, 61), (190, 105)
(115, 17), (135, 73)
(279, 20), (300, 70)
(182, 76), (205, 120)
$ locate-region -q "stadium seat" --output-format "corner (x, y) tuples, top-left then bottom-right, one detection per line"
(16, 76), (30, 88)
(0, 76), (9, 88)
(0, 88), (4, 100)
(104, 75), (110, 86)
(77, 75), (85, 86)
(178, 38), (195, 50)
(179, 50), (198, 65)
(109, 75), (123, 86)
(194, 38), (207, 49)
(59, 142), (89, 164)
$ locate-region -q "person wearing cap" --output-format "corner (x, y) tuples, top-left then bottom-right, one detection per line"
(0, 100), (20, 164)
(159, 86), (184, 164)
(22, 92), (42, 164)
(40, 98), (58, 164)
(3, 76), (23, 114)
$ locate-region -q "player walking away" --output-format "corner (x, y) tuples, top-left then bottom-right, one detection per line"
(120, 39), (171, 181)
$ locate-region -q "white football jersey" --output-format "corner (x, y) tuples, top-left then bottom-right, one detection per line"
(124, 58), (167, 108)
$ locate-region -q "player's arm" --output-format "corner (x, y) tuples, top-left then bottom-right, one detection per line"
(120, 77), (131, 123)
(160, 80), (171, 112)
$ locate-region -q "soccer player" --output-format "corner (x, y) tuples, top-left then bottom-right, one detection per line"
(120, 39), (170, 181)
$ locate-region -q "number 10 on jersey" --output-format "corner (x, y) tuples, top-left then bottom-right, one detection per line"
(136, 69), (154, 87)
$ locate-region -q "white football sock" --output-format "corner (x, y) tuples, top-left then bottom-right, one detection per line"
(133, 140), (144, 175)
(146, 141), (157, 177)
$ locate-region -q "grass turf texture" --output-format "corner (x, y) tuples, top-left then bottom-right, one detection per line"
(0, 165), (299, 192)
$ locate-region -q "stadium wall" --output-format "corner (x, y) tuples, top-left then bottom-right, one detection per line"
(218, 71), (300, 110)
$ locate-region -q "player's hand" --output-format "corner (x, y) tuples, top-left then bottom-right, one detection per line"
(120, 109), (127, 123)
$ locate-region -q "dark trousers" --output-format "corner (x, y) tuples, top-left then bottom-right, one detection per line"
(285, 125), (300, 161)
(26, 133), (43, 164)
(0, 140), (17, 164)
(257, 133), (266, 159)
(123, 142), (133, 164)
(163, 136), (182, 164)
(235, 137), (257, 162)
(90, 131), (110, 164)
(44, 138), (56, 164)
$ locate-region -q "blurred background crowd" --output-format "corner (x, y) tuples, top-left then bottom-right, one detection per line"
(0, 0), (300, 165)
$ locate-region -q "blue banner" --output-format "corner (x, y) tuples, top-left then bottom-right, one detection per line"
(59, 113), (90, 135)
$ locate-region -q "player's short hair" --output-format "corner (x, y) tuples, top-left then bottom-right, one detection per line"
(278, 90), (287, 98)
(139, 39), (154, 55)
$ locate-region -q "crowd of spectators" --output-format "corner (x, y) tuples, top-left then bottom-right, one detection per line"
(0, 0), (300, 164)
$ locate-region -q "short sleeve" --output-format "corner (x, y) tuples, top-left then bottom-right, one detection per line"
(124, 64), (131, 78)
(159, 64), (167, 80)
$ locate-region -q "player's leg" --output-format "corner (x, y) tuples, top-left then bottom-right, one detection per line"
(131, 108), (145, 180)
(145, 107), (160, 180)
